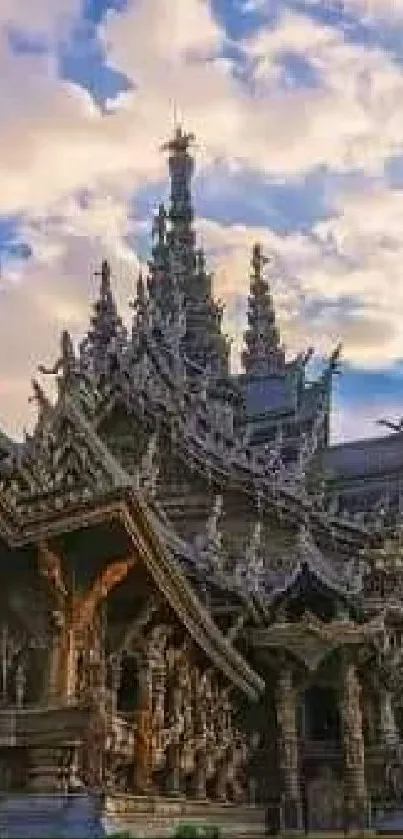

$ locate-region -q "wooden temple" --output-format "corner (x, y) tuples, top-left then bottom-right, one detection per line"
(0, 127), (402, 835)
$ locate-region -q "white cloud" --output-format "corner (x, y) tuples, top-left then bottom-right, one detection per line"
(4, 0), (403, 218)
(0, 0), (80, 34)
(0, 189), (141, 436)
(340, 0), (403, 22)
(331, 397), (403, 443)
(1, 0), (403, 441)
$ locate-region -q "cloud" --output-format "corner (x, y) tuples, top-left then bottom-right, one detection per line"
(0, 0), (81, 34)
(1, 0), (403, 443)
(4, 0), (403, 219)
(340, 0), (403, 23)
(331, 396), (403, 442)
(0, 188), (140, 436)
(194, 180), (403, 372)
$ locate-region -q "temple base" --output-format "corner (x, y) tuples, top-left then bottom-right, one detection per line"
(104, 793), (267, 837)
(0, 793), (104, 838)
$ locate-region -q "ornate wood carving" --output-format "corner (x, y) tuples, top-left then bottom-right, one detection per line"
(340, 660), (367, 829)
(37, 541), (136, 702)
(275, 665), (303, 830)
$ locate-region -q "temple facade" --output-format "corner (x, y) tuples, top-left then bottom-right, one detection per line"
(0, 126), (403, 835)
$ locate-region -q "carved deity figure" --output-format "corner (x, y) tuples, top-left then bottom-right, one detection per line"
(38, 330), (76, 394)
(207, 495), (223, 548)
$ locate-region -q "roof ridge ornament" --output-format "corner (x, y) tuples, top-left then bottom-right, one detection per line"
(38, 329), (77, 397)
(244, 519), (264, 593)
(195, 494), (225, 576)
(140, 432), (160, 497)
(242, 243), (286, 376)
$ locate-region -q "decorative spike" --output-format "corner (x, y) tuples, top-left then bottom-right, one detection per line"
(29, 379), (51, 413)
(81, 259), (127, 376)
(97, 259), (112, 300)
(242, 243), (285, 376)
(149, 127), (230, 375)
(136, 271), (147, 322)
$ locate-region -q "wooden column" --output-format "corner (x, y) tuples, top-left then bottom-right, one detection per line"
(340, 659), (367, 831)
(166, 669), (183, 796)
(379, 688), (398, 749)
(134, 653), (154, 794)
(275, 665), (303, 831)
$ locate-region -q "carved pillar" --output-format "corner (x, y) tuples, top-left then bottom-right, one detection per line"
(47, 610), (77, 704)
(152, 655), (166, 778)
(340, 659), (367, 830)
(134, 653), (154, 794)
(192, 669), (208, 800)
(166, 666), (184, 796)
(380, 689), (398, 749)
(213, 687), (234, 802)
(109, 653), (122, 716)
(275, 665), (303, 831)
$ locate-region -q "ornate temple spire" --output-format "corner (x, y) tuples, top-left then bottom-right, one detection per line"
(81, 259), (127, 376)
(162, 125), (196, 273)
(242, 244), (285, 376)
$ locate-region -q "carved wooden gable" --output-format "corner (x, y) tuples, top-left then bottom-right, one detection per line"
(0, 396), (129, 527)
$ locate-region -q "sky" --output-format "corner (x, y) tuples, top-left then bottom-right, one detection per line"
(1, 0), (403, 443)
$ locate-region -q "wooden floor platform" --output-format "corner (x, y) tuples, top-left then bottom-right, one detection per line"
(104, 793), (267, 837)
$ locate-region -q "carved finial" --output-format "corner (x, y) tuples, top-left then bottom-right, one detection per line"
(140, 432), (159, 496)
(161, 125), (196, 155)
(244, 520), (264, 592)
(242, 243), (285, 375)
(133, 270), (148, 330)
(329, 342), (342, 372)
(38, 330), (75, 391)
(29, 379), (50, 411)
(195, 495), (225, 574)
(137, 269), (144, 300)
(252, 243), (268, 276)
(207, 495), (223, 544)
(95, 259), (112, 299)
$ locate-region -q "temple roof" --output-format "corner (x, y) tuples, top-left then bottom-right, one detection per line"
(0, 128), (382, 659)
(324, 430), (403, 481)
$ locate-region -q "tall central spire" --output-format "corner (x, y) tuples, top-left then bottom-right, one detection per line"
(161, 126), (196, 276)
(144, 126), (230, 376)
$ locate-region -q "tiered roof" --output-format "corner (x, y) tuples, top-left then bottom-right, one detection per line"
(0, 127), (388, 662)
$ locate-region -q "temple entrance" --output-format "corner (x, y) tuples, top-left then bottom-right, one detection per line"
(302, 685), (340, 742)
(300, 684), (344, 830)
(116, 654), (138, 713)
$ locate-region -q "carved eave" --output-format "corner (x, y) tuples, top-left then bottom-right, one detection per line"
(270, 563), (345, 613)
(248, 612), (384, 672)
(87, 348), (370, 577)
(0, 487), (263, 699)
(147, 499), (261, 625)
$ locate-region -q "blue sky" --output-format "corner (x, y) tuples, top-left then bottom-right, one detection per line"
(1, 0), (403, 441)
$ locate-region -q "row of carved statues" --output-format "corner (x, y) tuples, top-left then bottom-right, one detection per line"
(102, 626), (249, 801)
